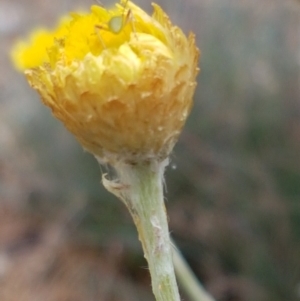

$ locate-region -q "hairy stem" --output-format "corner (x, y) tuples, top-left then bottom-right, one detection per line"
(103, 159), (180, 301)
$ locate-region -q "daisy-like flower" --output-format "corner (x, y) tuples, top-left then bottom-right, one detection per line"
(11, 3), (206, 301)
(11, 0), (199, 165)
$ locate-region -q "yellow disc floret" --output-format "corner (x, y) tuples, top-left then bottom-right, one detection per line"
(11, 0), (200, 165)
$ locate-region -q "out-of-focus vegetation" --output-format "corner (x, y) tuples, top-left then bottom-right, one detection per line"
(0, 0), (299, 300)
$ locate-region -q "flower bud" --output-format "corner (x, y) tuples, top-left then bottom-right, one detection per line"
(11, 1), (200, 165)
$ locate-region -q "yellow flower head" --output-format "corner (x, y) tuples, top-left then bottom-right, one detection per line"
(11, 0), (199, 165)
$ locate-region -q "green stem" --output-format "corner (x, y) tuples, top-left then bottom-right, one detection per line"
(103, 159), (180, 301)
(172, 242), (215, 301)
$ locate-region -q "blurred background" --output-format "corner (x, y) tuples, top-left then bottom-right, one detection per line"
(1, 0), (300, 300)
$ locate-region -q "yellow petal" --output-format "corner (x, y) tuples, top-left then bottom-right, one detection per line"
(11, 1), (200, 165)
